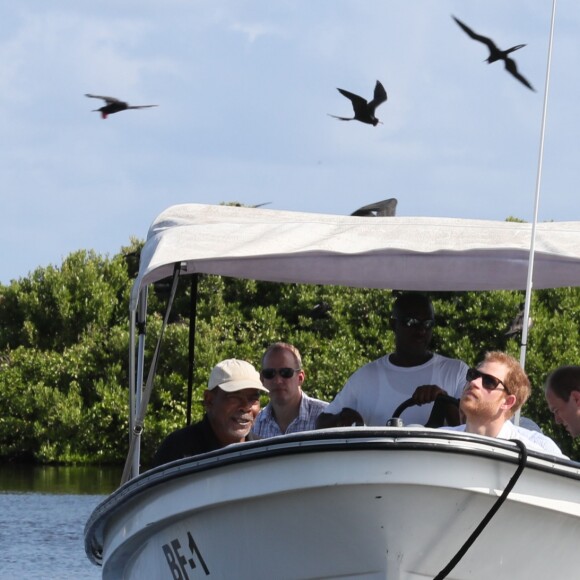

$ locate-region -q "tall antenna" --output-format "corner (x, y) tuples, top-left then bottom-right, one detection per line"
(516, 0), (557, 424)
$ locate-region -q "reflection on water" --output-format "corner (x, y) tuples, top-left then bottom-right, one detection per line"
(0, 465), (122, 580)
(0, 464), (122, 495)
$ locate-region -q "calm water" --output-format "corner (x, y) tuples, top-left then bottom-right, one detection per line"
(0, 465), (122, 580)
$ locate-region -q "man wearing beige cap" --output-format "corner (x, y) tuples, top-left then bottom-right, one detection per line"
(151, 359), (268, 467)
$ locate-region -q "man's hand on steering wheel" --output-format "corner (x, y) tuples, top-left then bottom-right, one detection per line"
(411, 385), (447, 405)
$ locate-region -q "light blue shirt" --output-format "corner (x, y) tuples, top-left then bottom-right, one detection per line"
(441, 421), (567, 458)
(252, 392), (328, 438)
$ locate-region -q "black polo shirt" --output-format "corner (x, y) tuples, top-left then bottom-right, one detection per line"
(150, 414), (257, 468)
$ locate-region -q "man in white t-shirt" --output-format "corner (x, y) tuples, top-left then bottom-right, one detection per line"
(317, 293), (468, 428)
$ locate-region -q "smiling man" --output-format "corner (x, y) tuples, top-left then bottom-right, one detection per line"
(151, 359), (268, 468)
(252, 342), (328, 437)
(442, 351), (565, 457)
(544, 365), (580, 438)
(317, 292), (468, 428)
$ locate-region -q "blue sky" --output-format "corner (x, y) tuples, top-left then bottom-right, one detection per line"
(1, 0), (576, 284)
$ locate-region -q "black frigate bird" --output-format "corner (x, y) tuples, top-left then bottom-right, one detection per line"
(351, 198), (398, 217)
(329, 80), (387, 126)
(85, 94), (159, 119)
(452, 16), (535, 91)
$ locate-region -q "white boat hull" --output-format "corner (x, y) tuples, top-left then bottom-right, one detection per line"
(86, 429), (580, 579)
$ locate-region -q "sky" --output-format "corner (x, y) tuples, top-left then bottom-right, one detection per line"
(1, 0), (577, 284)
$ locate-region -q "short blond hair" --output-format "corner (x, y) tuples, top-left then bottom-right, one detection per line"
(262, 342), (302, 368)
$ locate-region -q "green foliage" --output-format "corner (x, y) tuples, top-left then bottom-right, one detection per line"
(1, 240), (580, 464)
(0, 248), (132, 464)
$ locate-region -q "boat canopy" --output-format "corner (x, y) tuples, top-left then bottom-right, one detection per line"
(131, 203), (580, 309)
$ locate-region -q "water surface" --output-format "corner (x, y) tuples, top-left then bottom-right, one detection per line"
(0, 465), (121, 580)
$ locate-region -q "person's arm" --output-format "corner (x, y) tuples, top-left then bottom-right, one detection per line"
(411, 386), (460, 426)
(411, 385), (447, 404)
(316, 407), (364, 428)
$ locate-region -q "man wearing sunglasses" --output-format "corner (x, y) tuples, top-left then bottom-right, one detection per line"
(150, 359), (268, 467)
(317, 292), (468, 428)
(544, 365), (580, 438)
(441, 351), (565, 456)
(252, 342), (328, 437)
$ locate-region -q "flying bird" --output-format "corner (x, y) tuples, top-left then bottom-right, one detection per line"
(85, 94), (159, 119)
(452, 16), (535, 91)
(329, 80), (387, 126)
(351, 198), (398, 217)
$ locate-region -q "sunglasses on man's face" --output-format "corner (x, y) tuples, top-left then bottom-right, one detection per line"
(393, 317), (435, 330)
(466, 367), (510, 394)
(261, 367), (301, 380)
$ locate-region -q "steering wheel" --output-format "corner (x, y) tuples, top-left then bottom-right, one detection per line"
(390, 394), (460, 428)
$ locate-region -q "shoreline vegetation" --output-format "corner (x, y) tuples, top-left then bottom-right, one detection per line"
(1, 234), (579, 465)
(0, 463), (122, 495)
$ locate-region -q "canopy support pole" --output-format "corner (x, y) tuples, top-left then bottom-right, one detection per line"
(129, 286), (149, 479)
(122, 262), (182, 485)
(186, 274), (199, 425)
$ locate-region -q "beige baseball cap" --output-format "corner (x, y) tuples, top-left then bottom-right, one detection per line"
(208, 359), (269, 393)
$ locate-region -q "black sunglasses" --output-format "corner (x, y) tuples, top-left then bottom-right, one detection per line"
(466, 367), (510, 394)
(392, 317), (435, 330)
(261, 367), (301, 380)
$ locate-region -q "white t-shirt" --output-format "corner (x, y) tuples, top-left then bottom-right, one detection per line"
(326, 353), (468, 426)
(442, 422), (567, 458)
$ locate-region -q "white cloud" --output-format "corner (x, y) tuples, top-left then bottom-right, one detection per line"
(0, 0), (579, 283)
(229, 20), (284, 43)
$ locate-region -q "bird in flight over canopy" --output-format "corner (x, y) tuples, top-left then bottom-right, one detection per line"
(452, 16), (535, 91)
(329, 80), (387, 126)
(85, 94), (159, 119)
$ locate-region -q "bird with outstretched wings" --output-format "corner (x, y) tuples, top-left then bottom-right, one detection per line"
(85, 94), (159, 119)
(452, 16), (535, 91)
(329, 80), (387, 126)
